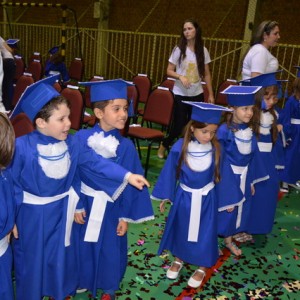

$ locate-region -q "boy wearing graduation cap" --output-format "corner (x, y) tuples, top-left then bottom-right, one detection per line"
(44, 45), (70, 83)
(9, 75), (149, 300)
(74, 79), (154, 300)
(239, 72), (285, 237)
(215, 85), (270, 256)
(152, 102), (232, 288)
(279, 66), (300, 190)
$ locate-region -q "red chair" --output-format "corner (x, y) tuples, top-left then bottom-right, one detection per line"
(201, 81), (209, 103)
(26, 60), (43, 82)
(14, 55), (25, 82)
(11, 112), (34, 138)
(61, 85), (84, 130)
(215, 79), (238, 105)
(29, 52), (42, 63)
(160, 76), (176, 91)
(68, 58), (84, 82)
(127, 86), (174, 177)
(12, 73), (34, 107)
(132, 73), (152, 116)
(53, 81), (62, 93)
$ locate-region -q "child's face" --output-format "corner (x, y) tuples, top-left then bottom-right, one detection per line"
(191, 124), (218, 144)
(263, 88), (278, 110)
(37, 103), (71, 140)
(94, 99), (128, 132)
(233, 105), (254, 124)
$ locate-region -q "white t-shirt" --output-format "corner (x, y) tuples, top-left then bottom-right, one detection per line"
(169, 46), (211, 96)
(242, 44), (278, 80)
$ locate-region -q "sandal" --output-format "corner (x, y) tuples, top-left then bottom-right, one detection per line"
(224, 241), (242, 256)
(166, 260), (183, 279)
(187, 269), (206, 288)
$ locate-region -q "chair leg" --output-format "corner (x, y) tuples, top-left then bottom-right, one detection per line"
(144, 142), (153, 178)
(135, 139), (142, 160)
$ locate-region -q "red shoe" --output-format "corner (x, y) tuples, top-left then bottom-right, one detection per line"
(101, 293), (116, 300)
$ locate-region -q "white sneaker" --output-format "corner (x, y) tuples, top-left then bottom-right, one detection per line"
(289, 181), (300, 190)
(76, 288), (87, 293)
(280, 182), (289, 193)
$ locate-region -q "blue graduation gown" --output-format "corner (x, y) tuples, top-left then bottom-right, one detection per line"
(279, 95), (300, 184)
(45, 59), (70, 82)
(152, 139), (219, 268)
(248, 111), (284, 234)
(0, 168), (14, 300)
(74, 125), (154, 296)
(216, 123), (269, 237)
(11, 130), (130, 300)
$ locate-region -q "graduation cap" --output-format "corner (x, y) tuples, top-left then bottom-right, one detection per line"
(79, 79), (134, 102)
(10, 74), (60, 121)
(221, 85), (262, 106)
(294, 66), (300, 78)
(240, 70), (282, 87)
(182, 101), (233, 124)
(6, 39), (19, 48)
(48, 46), (60, 55)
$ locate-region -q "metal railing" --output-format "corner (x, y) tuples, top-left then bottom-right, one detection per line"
(2, 22), (300, 95)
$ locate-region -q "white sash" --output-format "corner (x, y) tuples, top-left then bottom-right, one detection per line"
(258, 142), (273, 152)
(180, 181), (215, 242)
(23, 187), (79, 247)
(230, 164), (248, 229)
(81, 182), (114, 242)
(291, 118), (300, 125)
(0, 236), (9, 257)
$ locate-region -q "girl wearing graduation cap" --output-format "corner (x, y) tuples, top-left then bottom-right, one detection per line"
(152, 102), (231, 288)
(9, 75), (149, 300)
(74, 79), (154, 300)
(279, 67), (300, 190)
(0, 113), (15, 300)
(216, 85), (269, 256)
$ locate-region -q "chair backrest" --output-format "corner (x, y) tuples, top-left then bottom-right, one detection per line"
(61, 85), (84, 130)
(14, 55), (25, 82)
(53, 81), (62, 93)
(132, 73), (152, 104)
(83, 75), (104, 109)
(12, 74), (34, 107)
(215, 79), (238, 105)
(160, 77), (176, 91)
(68, 57), (84, 82)
(26, 60), (43, 82)
(11, 112), (34, 138)
(143, 86), (174, 127)
(29, 52), (42, 63)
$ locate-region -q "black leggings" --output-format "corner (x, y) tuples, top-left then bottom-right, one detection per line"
(162, 93), (204, 149)
(2, 58), (16, 110)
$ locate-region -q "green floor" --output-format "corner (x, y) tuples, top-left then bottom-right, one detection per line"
(68, 146), (300, 300)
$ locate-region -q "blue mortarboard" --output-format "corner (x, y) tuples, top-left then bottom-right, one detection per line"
(182, 101), (233, 124)
(6, 39), (19, 48)
(294, 66), (300, 78)
(79, 79), (134, 102)
(240, 70), (282, 87)
(49, 46), (59, 55)
(10, 74), (60, 121)
(221, 85), (262, 106)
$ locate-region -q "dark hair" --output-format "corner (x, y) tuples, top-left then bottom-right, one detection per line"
(176, 120), (221, 183)
(50, 52), (64, 64)
(0, 113), (15, 169)
(252, 87), (278, 143)
(250, 20), (279, 46)
(177, 19), (205, 78)
(34, 95), (71, 125)
(292, 77), (300, 99)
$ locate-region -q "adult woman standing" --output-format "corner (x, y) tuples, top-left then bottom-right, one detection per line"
(242, 20), (280, 80)
(157, 19), (214, 159)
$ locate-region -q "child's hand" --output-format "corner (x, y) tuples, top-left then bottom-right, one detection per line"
(159, 200), (170, 213)
(128, 174), (150, 190)
(74, 210), (86, 224)
(251, 184), (255, 196)
(226, 207), (234, 213)
(117, 220), (128, 236)
(12, 224), (18, 239)
(277, 124), (283, 132)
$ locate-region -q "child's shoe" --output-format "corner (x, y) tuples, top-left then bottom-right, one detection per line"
(101, 293), (116, 300)
(166, 260), (183, 279)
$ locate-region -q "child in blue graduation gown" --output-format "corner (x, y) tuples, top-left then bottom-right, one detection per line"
(0, 113), (15, 300)
(152, 101), (232, 289)
(74, 79), (154, 300)
(242, 72), (284, 235)
(279, 73), (300, 187)
(9, 75), (149, 300)
(216, 85), (269, 256)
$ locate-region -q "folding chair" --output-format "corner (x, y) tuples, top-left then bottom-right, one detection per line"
(26, 59), (43, 82)
(61, 85), (84, 131)
(14, 55), (25, 83)
(11, 112), (34, 138)
(160, 76), (176, 91)
(12, 73), (34, 107)
(127, 86), (174, 177)
(68, 57), (84, 82)
(215, 79), (238, 105)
